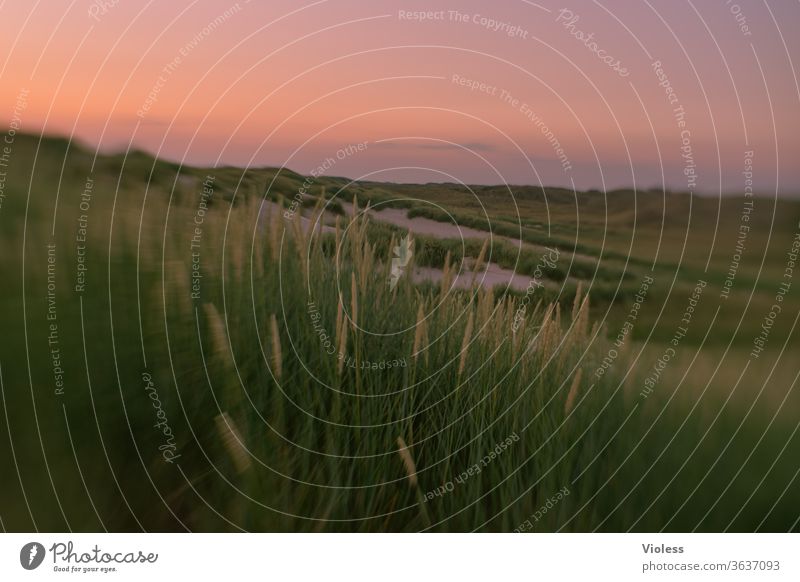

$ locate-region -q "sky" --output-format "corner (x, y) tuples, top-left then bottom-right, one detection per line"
(1, 0), (799, 194)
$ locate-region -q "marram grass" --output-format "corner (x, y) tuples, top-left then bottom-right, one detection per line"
(2, 144), (798, 531)
(152, 200), (798, 532)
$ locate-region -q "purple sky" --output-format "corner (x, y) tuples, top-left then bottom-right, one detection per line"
(1, 0), (799, 194)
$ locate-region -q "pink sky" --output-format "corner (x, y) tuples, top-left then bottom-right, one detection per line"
(1, 0), (799, 193)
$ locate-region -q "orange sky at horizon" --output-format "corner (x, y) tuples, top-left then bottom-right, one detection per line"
(1, 0), (799, 193)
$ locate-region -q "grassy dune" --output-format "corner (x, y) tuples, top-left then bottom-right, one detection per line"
(0, 135), (798, 532)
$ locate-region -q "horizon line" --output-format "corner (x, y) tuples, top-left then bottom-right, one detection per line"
(10, 129), (799, 200)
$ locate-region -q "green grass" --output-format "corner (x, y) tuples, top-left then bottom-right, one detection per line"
(0, 134), (798, 532)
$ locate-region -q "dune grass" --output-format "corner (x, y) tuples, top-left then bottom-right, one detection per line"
(0, 136), (798, 532)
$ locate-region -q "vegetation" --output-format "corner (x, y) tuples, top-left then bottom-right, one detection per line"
(0, 135), (798, 532)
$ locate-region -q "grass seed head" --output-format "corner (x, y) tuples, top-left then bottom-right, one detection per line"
(564, 369), (583, 416)
(396, 436), (418, 488)
(459, 309), (475, 377)
(412, 301), (427, 362)
(203, 303), (229, 364)
(270, 314), (283, 380)
(215, 412), (252, 474)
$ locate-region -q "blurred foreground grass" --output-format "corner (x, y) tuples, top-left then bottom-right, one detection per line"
(0, 134), (798, 532)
